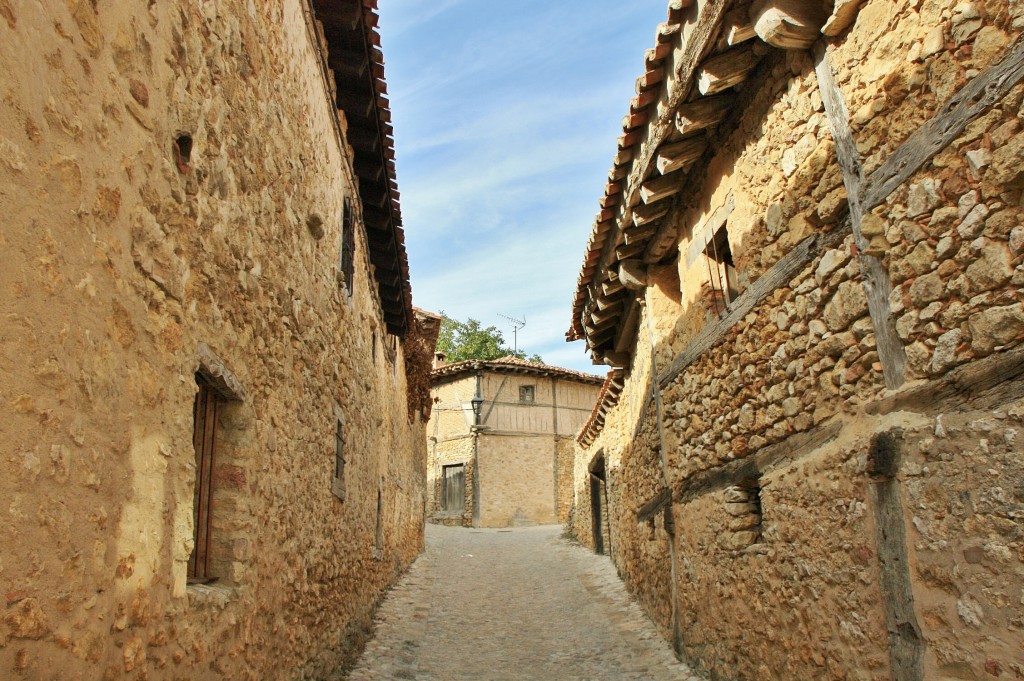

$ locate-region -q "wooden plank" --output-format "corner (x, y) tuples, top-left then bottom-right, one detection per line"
(658, 222), (851, 388)
(815, 46), (906, 390)
(861, 32), (1024, 213)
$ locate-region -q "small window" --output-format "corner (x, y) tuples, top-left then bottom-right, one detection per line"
(339, 199), (355, 293)
(332, 417), (346, 501)
(375, 486), (384, 551)
(190, 375), (223, 583)
(519, 385), (535, 403)
(724, 478), (763, 550)
(703, 224), (741, 315)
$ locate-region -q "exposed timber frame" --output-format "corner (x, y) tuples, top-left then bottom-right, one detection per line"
(814, 45), (906, 389)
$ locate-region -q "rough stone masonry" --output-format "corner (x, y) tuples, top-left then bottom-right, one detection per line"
(0, 0), (436, 678)
(567, 0), (1024, 679)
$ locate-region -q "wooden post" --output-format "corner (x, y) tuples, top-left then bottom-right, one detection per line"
(814, 46), (906, 390)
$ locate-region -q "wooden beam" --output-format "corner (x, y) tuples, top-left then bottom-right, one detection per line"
(616, 240), (647, 261)
(636, 487), (672, 524)
(658, 224), (851, 388)
(328, 50), (369, 80)
(619, 259), (648, 291)
(633, 202), (670, 227)
(815, 46), (906, 390)
(696, 46), (761, 95)
(602, 278), (626, 297)
(724, 8), (757, 45)
(614, 298), (642, 354)
(624, 222), (657, 245)
(656, 137), (707, 175)
(750, 0), (827, 50)
(675, 93), (735, 137)
(641, 172), (684, 204)
(862, 32), (1024, 213)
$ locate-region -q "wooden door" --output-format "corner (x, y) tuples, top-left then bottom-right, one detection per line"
(442, 464), (465, 512)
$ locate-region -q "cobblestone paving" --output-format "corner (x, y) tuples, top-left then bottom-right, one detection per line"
(347, 524), (703, 681)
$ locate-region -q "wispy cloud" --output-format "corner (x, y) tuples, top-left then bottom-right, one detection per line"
(378, 0), (668, 372)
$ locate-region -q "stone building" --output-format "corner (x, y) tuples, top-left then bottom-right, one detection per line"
(0, 0), (438, 678)
(427, 358), (603, 528)
(566, 0), (1024, 679)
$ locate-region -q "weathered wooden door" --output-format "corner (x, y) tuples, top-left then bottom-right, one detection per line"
(442, 464), (465, 512)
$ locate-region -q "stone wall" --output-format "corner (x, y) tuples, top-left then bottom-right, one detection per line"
(568, 1), (1024, 679)
(0, 1), (427, 678)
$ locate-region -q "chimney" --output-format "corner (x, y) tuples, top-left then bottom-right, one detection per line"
(433, 352), (447, 369)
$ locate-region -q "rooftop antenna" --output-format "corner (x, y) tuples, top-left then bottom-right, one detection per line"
(498, 314), (526, 355)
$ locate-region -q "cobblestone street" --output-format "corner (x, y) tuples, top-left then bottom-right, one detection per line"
(347, 524), (702, 681)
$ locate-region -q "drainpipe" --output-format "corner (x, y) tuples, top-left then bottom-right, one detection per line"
(471, 370), (482, 528)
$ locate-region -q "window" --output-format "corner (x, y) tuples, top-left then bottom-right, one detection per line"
(190, 375), (223, 583)
(519, 385), (535, 403)
(703, 224), (741, 315)
(332, 416), (346, 501)
(339, 198), (355, 293)
(724, 478), (763, 550)
(441, 464), (465, 512)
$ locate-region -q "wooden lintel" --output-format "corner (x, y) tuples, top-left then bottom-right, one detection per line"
(640, 172), (684, 204)
(656, 137), (707, 175)
(696, 46), (761, 96)
(675, 94), (735, 137)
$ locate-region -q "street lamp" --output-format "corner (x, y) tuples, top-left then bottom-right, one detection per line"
(470, 396), (483, 426)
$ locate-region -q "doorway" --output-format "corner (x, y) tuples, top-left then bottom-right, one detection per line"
(589, 453), (610, 555)
(442, 463), (465, 513)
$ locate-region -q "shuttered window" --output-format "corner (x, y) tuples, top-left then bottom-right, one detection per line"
(190, 376), (222, 583)
(332, 417), (346, 501)
(339, 199), (355, 292)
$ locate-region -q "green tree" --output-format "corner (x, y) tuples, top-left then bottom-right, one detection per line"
(436, 313), (542, 363)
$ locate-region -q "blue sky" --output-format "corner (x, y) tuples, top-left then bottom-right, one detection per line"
(377, 1), (667, 373)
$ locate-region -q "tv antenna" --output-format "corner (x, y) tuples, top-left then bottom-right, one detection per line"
(498, 314), (526, 355)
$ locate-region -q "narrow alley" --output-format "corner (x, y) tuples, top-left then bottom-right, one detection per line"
(347, 525), (701, 681)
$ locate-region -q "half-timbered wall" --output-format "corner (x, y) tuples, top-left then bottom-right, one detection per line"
(568, 1), (1024, 679)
